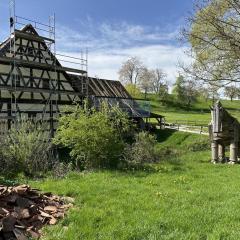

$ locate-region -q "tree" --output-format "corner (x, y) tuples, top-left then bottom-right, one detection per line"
(158, 83), (169, 101)
(152, 68), (167, 94)
(184, 79), (199, 107)
(224, 85), (239, 101)
(209, 84), (220, 103)
(138, 67), (155, 99)
(173, 75), (199, 106)
(118, 57), (144, 85)
(199, 86), (211, 102)
(183, 0), (240, 86)
(172, 75), (186, 101)
(125, 83), (142, 98)
(54, 103), (132, 169)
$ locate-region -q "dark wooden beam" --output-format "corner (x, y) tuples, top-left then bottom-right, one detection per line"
(0, 84), (84, 96)
(0, 56), (87, 74)
(14, 30), (55, 43)
(0, 97), (80, 105)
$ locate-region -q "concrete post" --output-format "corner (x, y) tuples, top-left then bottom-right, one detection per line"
(230, 141), (238, 163)
(218, 144), (225, 162)
(211, 141), (219, 163)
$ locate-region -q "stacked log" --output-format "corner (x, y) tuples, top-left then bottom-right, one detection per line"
(0, 185), (73, 239)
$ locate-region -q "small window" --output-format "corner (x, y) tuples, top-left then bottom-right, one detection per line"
(27, 47), (34, 57)
(42, 79), (49, 89)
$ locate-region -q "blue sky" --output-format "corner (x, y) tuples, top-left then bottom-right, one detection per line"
(0, 0), (195, 83)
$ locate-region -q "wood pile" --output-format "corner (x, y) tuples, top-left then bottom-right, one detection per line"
(0, 185), (73, 240)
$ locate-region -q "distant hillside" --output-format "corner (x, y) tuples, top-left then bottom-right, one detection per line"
(147, 94), (240, 125)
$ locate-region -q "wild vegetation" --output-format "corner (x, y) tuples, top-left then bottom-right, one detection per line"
(26, 129), (240, 240)
(1, 0), (240, 239)
(0, 120), (52, 178)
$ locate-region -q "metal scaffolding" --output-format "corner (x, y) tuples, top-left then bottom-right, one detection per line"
(7, 0), (88, 136)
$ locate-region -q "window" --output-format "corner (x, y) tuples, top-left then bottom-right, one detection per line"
(27, 47), (35, 57)
(42, 79), (49, 89)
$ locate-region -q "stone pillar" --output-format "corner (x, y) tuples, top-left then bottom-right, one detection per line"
(211, 141), (219, 163)
(230, 141), (238, 163)
(218, 144), (225, 162)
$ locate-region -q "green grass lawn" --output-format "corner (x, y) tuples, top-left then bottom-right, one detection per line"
(27, 130), (240, 240)
(149, 95), (240, 125)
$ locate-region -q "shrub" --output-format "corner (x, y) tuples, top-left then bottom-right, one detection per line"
(52, 162), (73, 179)
(54, 103), (132, 169)
(123, 131), (158, 169)
(0, 120), (52, 177)
(187, 137), (209, 152)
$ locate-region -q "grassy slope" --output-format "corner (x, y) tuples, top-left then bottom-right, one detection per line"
(30, 130), (240, 240)
(149, 95), (240, 124)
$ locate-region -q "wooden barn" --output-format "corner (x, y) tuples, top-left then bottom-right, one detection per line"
(0, 20), (163, 136)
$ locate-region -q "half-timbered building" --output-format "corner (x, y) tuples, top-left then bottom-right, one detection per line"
(0, 24), (164, 135)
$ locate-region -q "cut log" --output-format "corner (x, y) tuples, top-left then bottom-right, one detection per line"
(0, 185), (73, 239)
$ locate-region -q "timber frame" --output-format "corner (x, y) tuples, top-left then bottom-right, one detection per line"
(0, 24), (164, 135)
(0, 24), (87, 136)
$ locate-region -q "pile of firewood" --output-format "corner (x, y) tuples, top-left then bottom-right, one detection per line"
(0, 185), (73, 240)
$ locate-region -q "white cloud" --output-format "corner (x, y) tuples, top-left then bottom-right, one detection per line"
(55, 21), (190, 85)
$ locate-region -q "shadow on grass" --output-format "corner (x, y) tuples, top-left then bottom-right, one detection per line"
(0, 177), (21, 186)
(155, 129), (177, 143)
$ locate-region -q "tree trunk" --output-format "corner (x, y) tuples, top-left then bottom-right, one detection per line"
(144, 90), (147, 100)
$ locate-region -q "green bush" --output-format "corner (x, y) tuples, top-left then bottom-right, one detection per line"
(54, 103), (132, 169)
(0, 120), (52, 177)
(123, 131), (158, 169)
(186, 137), (210, 152)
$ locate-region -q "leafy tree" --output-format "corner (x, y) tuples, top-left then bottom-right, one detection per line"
(138, 67), (155, 99)
(173, 75), (198, 106)
(183, 0), (240, 86)
(118, 56), (144, 85)
(125, 83), (142, 98)
(172, 75), (186, 101)
(158, 83), (169, 101)
(54, 103), (132, 169)
(184, 79), (199, 107)
(224, 85), (239, 101)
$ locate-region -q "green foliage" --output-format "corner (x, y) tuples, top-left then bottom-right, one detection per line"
(172, 75), (198, 107)
(172, 75), (186, 102)
(123, 131), (158, 169)
(0, 120), (51, 177)
(31, 130), (240, 240)
(125, 83), (142, 98)
(224, 86), (239, 101)
(158, 83), (169, 101)
(187, 0), (240, 85)
(54, 103), (132, 169)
